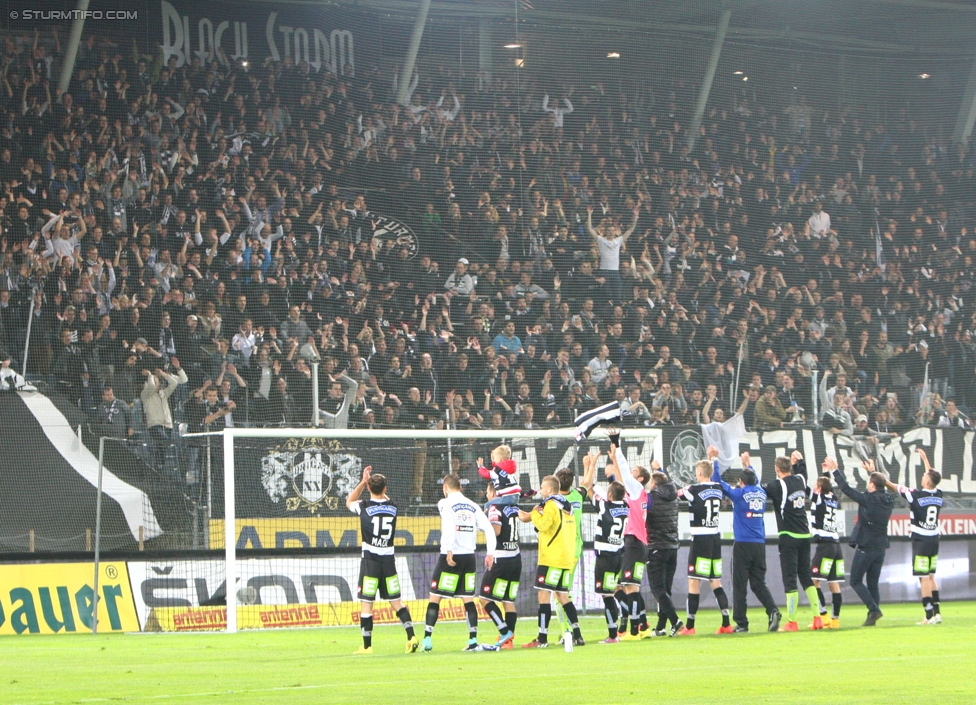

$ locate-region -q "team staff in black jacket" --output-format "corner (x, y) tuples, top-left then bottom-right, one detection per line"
(826, 457), (895, 627)
(645, 463), (682, 636)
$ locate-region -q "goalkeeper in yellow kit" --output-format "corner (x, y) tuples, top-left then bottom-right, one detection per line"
(519, 475), (583, 648)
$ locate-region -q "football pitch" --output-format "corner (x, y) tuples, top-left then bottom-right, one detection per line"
(2, 602), (975, 705)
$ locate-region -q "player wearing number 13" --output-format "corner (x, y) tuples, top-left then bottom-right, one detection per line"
(346, 466), (419, 655)
(676, 450), (731, 635)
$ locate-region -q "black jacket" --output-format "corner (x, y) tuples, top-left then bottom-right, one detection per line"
(646, 481), (679, 550)
(833, 470), (894, 550)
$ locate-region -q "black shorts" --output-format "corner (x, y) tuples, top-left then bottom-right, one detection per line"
(480, 555), (522, 602)
(778, 534), (813, 592)
(430, 553), (477, 597)
(912, 538), (939, 576)
(535, 564), (574, 593)
(811, 542), (845, 583)
(619, 536), (647, 585)
(358, 554), (402, 602)
(594, 551), (623, 594)
(646, 547), (679, 597)
(688, 534), (723, 580)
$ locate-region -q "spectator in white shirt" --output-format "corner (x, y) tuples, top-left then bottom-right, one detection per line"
(542, 94), (574, 128)
(806, 200), (832, 239)
(231, 318), (257, 365)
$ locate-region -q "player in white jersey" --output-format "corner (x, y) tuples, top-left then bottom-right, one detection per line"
(422, 474), (497, 652)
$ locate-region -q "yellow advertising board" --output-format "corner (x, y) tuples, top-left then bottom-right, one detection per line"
(0, 562), (140, 635)
(209, 517), (447, 550)
(146, 598), (486, 632)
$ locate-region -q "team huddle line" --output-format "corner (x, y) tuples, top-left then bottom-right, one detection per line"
(344, 439), (945, 653)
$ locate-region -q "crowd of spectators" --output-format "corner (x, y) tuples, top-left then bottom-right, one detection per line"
(2, 25), (976, 484)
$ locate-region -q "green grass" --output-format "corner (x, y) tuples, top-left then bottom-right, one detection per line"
(2, 602), (975, 704)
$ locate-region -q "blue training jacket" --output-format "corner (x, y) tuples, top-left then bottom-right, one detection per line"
(711, 461), (767, 544)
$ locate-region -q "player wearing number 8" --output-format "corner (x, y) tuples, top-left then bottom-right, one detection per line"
(885, 448), (944, 625)
(346, 466), (419, 655)
(676, 449), (732, 635)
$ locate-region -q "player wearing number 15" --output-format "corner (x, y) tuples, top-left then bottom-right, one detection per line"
(886, 448), (944, 625)
(346, 466), (419, 655)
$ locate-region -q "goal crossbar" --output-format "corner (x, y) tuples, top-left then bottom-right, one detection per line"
(218, 425), (650, 632)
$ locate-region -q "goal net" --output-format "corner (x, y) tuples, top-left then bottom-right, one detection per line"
(137, 426), (663, 633)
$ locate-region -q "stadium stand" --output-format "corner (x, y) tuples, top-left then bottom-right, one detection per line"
(2, 3), (976, 549)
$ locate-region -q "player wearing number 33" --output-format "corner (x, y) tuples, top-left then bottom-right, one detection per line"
(423, 474), (497, 652)
(346, 466), (419, 655)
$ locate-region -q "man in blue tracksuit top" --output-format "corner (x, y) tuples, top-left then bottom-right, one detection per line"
(711, 450), (782, 632)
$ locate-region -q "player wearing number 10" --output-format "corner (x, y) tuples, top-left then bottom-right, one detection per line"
(478, 482), (522, 649)
(346, 466), (419, 655)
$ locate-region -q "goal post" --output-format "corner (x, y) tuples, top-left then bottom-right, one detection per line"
(195, 426), (666, 634)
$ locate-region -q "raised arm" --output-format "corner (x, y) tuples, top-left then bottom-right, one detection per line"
(711, 446), (734, 496)
(345, 465), (372, 510)
(580, 450), (599, 494)
(585, 207), (600, 240)
(610, 442), (643, 499)
(620, 207), (640, 242)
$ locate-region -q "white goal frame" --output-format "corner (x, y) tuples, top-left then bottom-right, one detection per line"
(221, 426), (660, 632)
